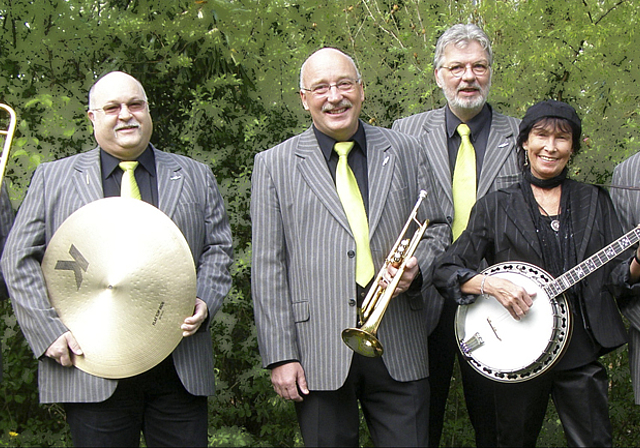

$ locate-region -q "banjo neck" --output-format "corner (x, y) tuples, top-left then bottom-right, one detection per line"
(544, 226), (640, 299)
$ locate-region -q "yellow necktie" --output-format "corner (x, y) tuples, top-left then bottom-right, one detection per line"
(334, 142), (375, 287)
(119, 161), (142, 200)
(452, 124), (476, 241)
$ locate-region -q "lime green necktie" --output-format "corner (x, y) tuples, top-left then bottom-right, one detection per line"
(452, 124), (476, 241)
(334, 142), (375, 287)
(119, 161), (142, 200)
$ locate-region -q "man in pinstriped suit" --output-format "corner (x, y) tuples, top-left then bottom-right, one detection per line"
(611, 154), (640, 406)
(1, 71), (233, 447)
(251, 48), (449, 446)
(392, 24), (521, 447)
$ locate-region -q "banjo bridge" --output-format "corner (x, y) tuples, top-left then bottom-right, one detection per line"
(460, 332), (484, 355)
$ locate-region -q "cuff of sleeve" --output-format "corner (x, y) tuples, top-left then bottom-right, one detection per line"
(267, 359), (299, 370)
(447, 268), (481, 305)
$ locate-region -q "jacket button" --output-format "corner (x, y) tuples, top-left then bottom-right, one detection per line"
(347, 250), (356, 258)
(348, 298), (357, 307)
(446, 215), (453, 224)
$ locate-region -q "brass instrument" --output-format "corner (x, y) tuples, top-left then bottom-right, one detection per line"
(341, 190), (430, 357)
(0, 104), (17, 189)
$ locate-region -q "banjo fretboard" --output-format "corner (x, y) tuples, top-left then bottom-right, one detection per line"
(544, 227), (640, 298)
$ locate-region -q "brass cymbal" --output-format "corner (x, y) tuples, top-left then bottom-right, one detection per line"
(41, 197), (196, 379)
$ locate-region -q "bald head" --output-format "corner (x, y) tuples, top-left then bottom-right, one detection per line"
(89, 71), (147, 110)
(300, 48), (361, 90)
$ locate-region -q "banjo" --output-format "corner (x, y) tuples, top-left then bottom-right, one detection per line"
(455, 226), (640, 383)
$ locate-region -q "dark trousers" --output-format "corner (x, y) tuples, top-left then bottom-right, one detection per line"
(495, 360), (612, 447)
(428, 298), (497, 447)
(294, 354), (430, 447)
(64, 357), (208, 448)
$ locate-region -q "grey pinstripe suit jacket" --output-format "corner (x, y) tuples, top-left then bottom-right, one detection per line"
(1, 146), (233, 403)
(250, 123), (450, 391)
(392, 106), (521, 333)
(611, 153), (640, 403)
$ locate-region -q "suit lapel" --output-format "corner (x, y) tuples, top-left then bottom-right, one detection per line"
(153, 146), (184, 218)
(478, 113), (517, 198)
(295, 128), (351, 232)
(503, 186), (543, 259)
(567, 181), (598, 262)
(420, 108), (453, 208)
(365, 125), (393, 237)
(72, 148), (103, 205)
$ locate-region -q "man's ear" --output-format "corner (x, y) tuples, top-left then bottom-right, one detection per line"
(300, 91), (310, 111)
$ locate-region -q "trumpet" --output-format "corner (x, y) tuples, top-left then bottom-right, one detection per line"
(0, 104), (16, 189)
(341, 190), (430, 357)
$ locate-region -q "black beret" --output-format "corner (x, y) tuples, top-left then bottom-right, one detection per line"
(519, 100), (581, 136)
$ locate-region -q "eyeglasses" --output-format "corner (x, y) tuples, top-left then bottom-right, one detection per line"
(90, 99), (148, 116)
(440, 62), (490, 78)
(301, 79), (361, 96)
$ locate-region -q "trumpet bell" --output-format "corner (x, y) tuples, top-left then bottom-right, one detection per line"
(341, 327), (384, 357)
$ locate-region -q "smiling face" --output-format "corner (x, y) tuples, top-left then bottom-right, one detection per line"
(88, 72), (153, 160)
(523, 119), (574, 180)
(435, 40), (491, 122)
(300, 49), (364, 141)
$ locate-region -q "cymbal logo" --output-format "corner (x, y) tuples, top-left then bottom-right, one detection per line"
(54, 244), (90, 290)
(152, 301), (165, 326)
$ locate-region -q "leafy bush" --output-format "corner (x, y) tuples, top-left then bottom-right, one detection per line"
(2, 1), (640, 446)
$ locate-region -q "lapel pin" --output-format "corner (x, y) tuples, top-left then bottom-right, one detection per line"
(170, 174), (182, 180)
(498, 142), (509, 148)
(382, 156), (390, 166)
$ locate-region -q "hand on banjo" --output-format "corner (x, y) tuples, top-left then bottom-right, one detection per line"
(481, 275), (536, 321)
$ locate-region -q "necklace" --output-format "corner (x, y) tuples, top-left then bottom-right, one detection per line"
(538, 203), (561, 232)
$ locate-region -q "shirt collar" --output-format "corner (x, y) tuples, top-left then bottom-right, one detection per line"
(314, 120), (367, 162)
(100, 145), (157, 179)
(445, 103), (492, 141)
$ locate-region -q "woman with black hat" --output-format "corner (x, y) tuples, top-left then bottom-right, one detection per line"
(433, 99), (640, 446)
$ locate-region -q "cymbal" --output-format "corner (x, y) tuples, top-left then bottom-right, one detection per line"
(41, 197), (196, 379)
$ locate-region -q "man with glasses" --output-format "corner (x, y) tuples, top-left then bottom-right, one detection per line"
(393, 24), (521, 447)
(1, 71), (233, 447)
(251, 47), (449, 446)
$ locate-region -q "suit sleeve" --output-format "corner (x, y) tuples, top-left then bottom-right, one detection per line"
(0, 183), (15, 300)
(611, 163), (637, 232)
(194, 166), (233, 319)
(250, 153), (299, 368)
(1, 166), (69, 358)
(415, 145), (451, 287)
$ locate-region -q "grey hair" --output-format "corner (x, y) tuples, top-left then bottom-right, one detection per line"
(433, 24), (493, 69)
(299, 47), (362, 90)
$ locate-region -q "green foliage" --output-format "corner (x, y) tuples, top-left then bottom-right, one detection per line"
(2, 0), (640, 446)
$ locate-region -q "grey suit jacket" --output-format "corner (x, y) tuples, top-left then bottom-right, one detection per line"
(611, 153), (640, 403)
(251, 123), (450, 391)
(392, 106), (521, 333)
(1, 145), (233, 403)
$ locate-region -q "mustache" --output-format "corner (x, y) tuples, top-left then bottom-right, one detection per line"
(322, 100), (352, 112)
(115, 121), (140, 131)
(457, 82), (481, 91)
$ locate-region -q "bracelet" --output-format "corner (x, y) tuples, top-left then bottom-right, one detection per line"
(480, 274), (488, 296)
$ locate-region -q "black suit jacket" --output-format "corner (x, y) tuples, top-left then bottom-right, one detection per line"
(434, 180), (634, 352)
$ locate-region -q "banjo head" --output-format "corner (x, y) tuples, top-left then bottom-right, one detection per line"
(455, 261), (572, 383)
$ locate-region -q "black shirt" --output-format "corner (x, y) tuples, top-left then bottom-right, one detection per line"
(100, 146), (159, 207)
(314, 122), (369, 215)
(445, 104), (492, 181)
